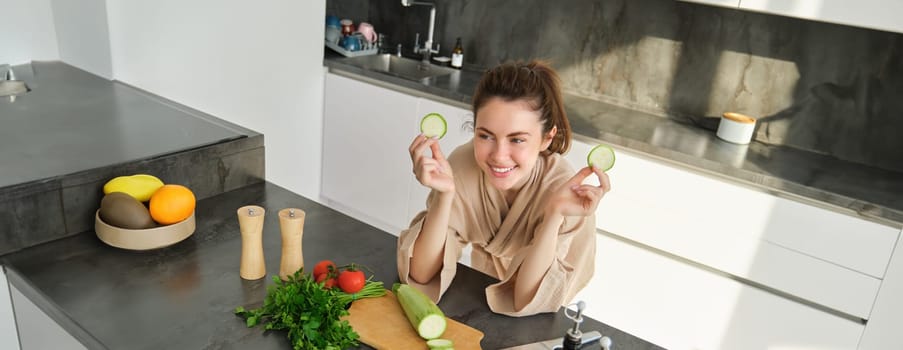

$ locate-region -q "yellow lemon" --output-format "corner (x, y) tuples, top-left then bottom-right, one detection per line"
(103, 174), (165, 202)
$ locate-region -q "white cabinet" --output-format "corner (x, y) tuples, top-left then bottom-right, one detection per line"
(1, 268), (21, 350)
(2, 270), (83, 350)
(566, 140), (898, 320)
(405, 99), (473, 226)
(322, 72), (418, 235)
(563, 138), (899, 349)
(739, 0), (903, 34)
(574, 233), (865, 350)
(10, 284), (85, 350)
(860, 226), (903, 349)
(322, 71), (473, 236)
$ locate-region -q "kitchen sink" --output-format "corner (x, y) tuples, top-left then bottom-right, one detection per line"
(0, 80), (28, 97)
(338, 54), (457, 81)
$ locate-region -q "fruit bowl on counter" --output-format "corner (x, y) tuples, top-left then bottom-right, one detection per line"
(95, 174), (197, 251)
(95, 210), (195, 251)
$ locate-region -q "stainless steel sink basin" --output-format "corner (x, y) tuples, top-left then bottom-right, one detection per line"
(0, 80), (29, 99)
(339, 54), (457, 81)
(2, 65), (31, 99)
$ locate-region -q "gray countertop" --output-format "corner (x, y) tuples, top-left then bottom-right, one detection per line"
(2, 182), (662, 350)
(324, 53), (903, 228)
(0, 61), (248, 189)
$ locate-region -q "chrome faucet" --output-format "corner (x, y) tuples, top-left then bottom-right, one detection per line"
(401, 0), (439, 64)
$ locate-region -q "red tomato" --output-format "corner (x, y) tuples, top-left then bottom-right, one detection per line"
(338, 269), (366, 294)
(316, 273), (336, 289)
(313, 260), (336, 278)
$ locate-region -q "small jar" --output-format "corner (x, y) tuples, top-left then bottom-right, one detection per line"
(716, 112), (757, 144)
(340, 19), (354, 37)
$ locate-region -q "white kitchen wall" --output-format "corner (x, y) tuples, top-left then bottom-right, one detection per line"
(0, 0), (59, 65)
(105, 0), (326, 200)
(49, 0), (113, 79)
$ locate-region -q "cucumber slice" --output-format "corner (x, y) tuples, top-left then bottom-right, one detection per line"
(587, 144), (616, 171)
(420, 113), (447, 139)
(427, 338), (455, 349)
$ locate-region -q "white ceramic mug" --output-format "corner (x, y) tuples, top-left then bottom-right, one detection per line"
(716, 112), (757, 144)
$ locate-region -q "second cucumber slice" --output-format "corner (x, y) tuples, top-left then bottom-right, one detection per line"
(587, 144), (616, 171)
(420, 113), (447, 139)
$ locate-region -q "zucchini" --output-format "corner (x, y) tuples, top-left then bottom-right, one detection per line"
(393, 283), (447, 340)
(420, 113), (447, 139)
(587, 144), (615, 171)
(427, 338), (455, 349)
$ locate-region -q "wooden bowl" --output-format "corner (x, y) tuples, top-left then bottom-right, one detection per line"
(95, 210), (195, 251)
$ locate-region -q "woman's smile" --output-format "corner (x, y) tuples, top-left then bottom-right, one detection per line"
(489, 164), (517, 177)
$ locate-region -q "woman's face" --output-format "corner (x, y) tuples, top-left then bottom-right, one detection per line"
(473, 97), (555, 197)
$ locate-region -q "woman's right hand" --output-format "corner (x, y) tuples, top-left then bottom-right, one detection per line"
(409, 134), (455, 193)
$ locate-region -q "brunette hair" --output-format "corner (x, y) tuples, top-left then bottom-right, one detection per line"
(471, 60), (571, 155)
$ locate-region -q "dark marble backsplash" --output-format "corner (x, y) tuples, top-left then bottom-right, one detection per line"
(327, 0), (903, 173)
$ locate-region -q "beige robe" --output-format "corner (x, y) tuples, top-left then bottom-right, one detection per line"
(397, 141), (596, 317)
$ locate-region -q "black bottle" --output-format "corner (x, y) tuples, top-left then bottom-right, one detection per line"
(451, 37), (464, 69)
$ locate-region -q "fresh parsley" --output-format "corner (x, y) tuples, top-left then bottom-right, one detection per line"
(235, 270), (359, 350)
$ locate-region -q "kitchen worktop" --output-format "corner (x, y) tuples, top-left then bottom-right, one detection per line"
(0, 61), (248, 189)
(324, 53), (903, 228)
(0, 61), (265, 256)
(1, 182), (662, 350)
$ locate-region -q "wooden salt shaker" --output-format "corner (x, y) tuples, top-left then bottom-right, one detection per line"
(278, 208), (305, 280)
(237, 205), (266, 280)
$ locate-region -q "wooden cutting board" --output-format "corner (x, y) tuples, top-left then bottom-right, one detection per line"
(344, 291), (484, 349)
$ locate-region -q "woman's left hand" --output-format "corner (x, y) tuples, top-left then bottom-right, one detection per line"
(546, 166), (611, 217)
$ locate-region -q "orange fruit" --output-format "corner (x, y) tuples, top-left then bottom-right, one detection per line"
(149, 184), (196, 225)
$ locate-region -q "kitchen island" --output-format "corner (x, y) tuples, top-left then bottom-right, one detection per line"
(1, 181), (662, 350)
(0, 61), (265, 256)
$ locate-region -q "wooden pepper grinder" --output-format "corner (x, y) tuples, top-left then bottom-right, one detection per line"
(278, 208), (306, 280)
(237, 205), (266, 280)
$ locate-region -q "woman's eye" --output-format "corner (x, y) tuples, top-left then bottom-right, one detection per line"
(511, 138), (525, 144)
(478, 134), (492, 140)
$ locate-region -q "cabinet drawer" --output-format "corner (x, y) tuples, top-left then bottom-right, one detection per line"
(574, 234), (865, 350)
(567, 141), (897, 319)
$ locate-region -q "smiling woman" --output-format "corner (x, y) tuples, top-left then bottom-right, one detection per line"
(399, 60), (612, 317)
